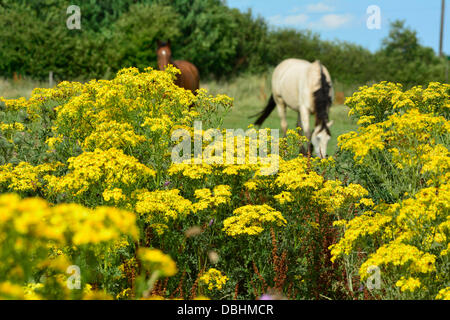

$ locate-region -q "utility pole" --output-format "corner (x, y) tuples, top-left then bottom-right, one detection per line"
(440, 0), (445, 57)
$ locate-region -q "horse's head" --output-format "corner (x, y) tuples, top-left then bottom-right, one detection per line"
(311, 61), (333, 158)
(311, 120), (333, 158)
(156, 40), (172, 71)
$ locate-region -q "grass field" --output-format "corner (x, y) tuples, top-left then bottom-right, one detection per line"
(0, 78), (49, 99)
(1, 74), (358, 156)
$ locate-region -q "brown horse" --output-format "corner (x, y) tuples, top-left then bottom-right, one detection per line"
(156, 40), (200, 95)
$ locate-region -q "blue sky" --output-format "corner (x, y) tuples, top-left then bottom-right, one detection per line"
(226, 0), (449, 54)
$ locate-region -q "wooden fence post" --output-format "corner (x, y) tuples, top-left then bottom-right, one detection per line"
(49, 71), (54, 87)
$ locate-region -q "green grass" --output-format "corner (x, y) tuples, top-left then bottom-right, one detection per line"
(203, 73), (358, 156)
(0, 78), (49, 99)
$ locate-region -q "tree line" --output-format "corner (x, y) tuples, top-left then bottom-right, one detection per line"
(0, 0), (447, 86)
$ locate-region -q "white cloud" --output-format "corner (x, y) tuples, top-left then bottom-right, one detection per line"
(309, 14), (353, 29)
(269, 7), (353, 30)
(269, 13), (309, 26)
(284, 14), (309, 25)
(306, 3), (334, 13)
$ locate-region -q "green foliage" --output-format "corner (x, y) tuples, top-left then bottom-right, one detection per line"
(0, 1), (446, 86)
(376, 20), (444, 87)
(0, 1), (111, 80)
(108, 3), (181, 72)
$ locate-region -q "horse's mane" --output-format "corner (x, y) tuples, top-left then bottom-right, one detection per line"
(313, 63), (332, 135)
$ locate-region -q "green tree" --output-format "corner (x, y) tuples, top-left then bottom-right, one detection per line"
(0, 0), (113, 79)
(376, 20), (442, 86)
(108, 3), (181, 72)
(0, 2), (446, 84)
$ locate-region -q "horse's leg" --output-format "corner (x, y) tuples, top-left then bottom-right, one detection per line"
(296, 111), (302, 137)
(299, 105), (310, 139)
(276, 101), (288, 137)
(298, 105), (312, 156)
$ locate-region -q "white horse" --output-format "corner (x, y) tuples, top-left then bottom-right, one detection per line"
(254, 59), (334, 158)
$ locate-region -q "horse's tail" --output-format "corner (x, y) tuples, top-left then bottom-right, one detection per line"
(253, 95), (276, 126)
